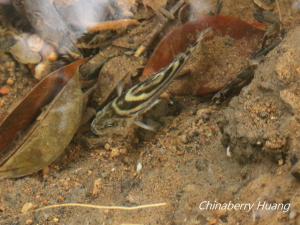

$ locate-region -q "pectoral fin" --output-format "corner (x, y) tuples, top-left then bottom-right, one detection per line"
(134, 120), (156, 132)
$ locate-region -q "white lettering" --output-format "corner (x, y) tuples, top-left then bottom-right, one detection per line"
(198, 201), (290, 213)
(199, 201), (208, 210)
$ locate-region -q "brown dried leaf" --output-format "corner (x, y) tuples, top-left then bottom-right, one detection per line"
(142, 15), (265, 96)
(0, 59), (86, 179)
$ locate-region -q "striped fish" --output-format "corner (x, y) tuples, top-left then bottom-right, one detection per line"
(91, 28), (211, 136)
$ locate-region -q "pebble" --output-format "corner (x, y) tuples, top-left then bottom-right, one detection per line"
(180, 134), (188, 144)
(119, 148), (128, 155)
(289, 210), (297, 220)
(136, 162), (143, 173)
(104, 143), (111, 151)
(53, 217), (59, 223)
(110, 148), (121, 158)
(21, 202), (35, 214)
(34, 62), (50, 80)
(6, 78), (14, 86)
(0, 86), (10, 95)
(226, 146), (232, 157)
(25, 219), (33, 225)
(208, 218), (218, 225)
(47, 51), (58, 62)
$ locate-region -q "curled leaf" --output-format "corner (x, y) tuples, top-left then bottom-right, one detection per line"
(0, 59), (86, 179)
(142, 16), (265, 96)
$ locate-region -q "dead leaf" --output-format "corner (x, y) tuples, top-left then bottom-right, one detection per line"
(142, 15), (265, 96)
(0, 59), (86, 179)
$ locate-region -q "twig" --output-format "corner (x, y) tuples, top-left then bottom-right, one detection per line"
(275, 0), (282, 22)
(88, 19), (140, 33)
(33, 202), (167, 213)
(0, 202), (167, 224)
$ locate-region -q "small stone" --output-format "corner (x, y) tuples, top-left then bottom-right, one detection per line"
(47, 51), (58, 62)
(119, 148), (128, 155)
(104, 143), (111, 151)
(110, 148), (121, 158)
(136, 162), (142, 173)
(21, 202), (35, 214)
(226, 146), (232, 157)
(6, 78), (14, 86)
(92, 178), (103, 196)
(0, 86), (10, 95)
(10, 38), (42, 64)
(208, 218), (218, 225)
(278, 159), (284, 166)
(34, 62), (50, 80)
(180, 134), (188, 144)
(25, 219), (33, 225)
(53, 217), (59, 223)
(289, 210), (297, 220)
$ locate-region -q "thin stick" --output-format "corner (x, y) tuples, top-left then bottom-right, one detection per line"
(33, 202), (167, 213)
(275, 0), (282, 22)
(0, 203), (167, 224)
(88, 19), (140, 33)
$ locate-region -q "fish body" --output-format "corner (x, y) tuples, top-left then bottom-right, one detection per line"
(91, 28), (211, 136)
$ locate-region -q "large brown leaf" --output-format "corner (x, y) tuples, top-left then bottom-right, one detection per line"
(0, 59), (86, 179)
(142, 16), (265, 96)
